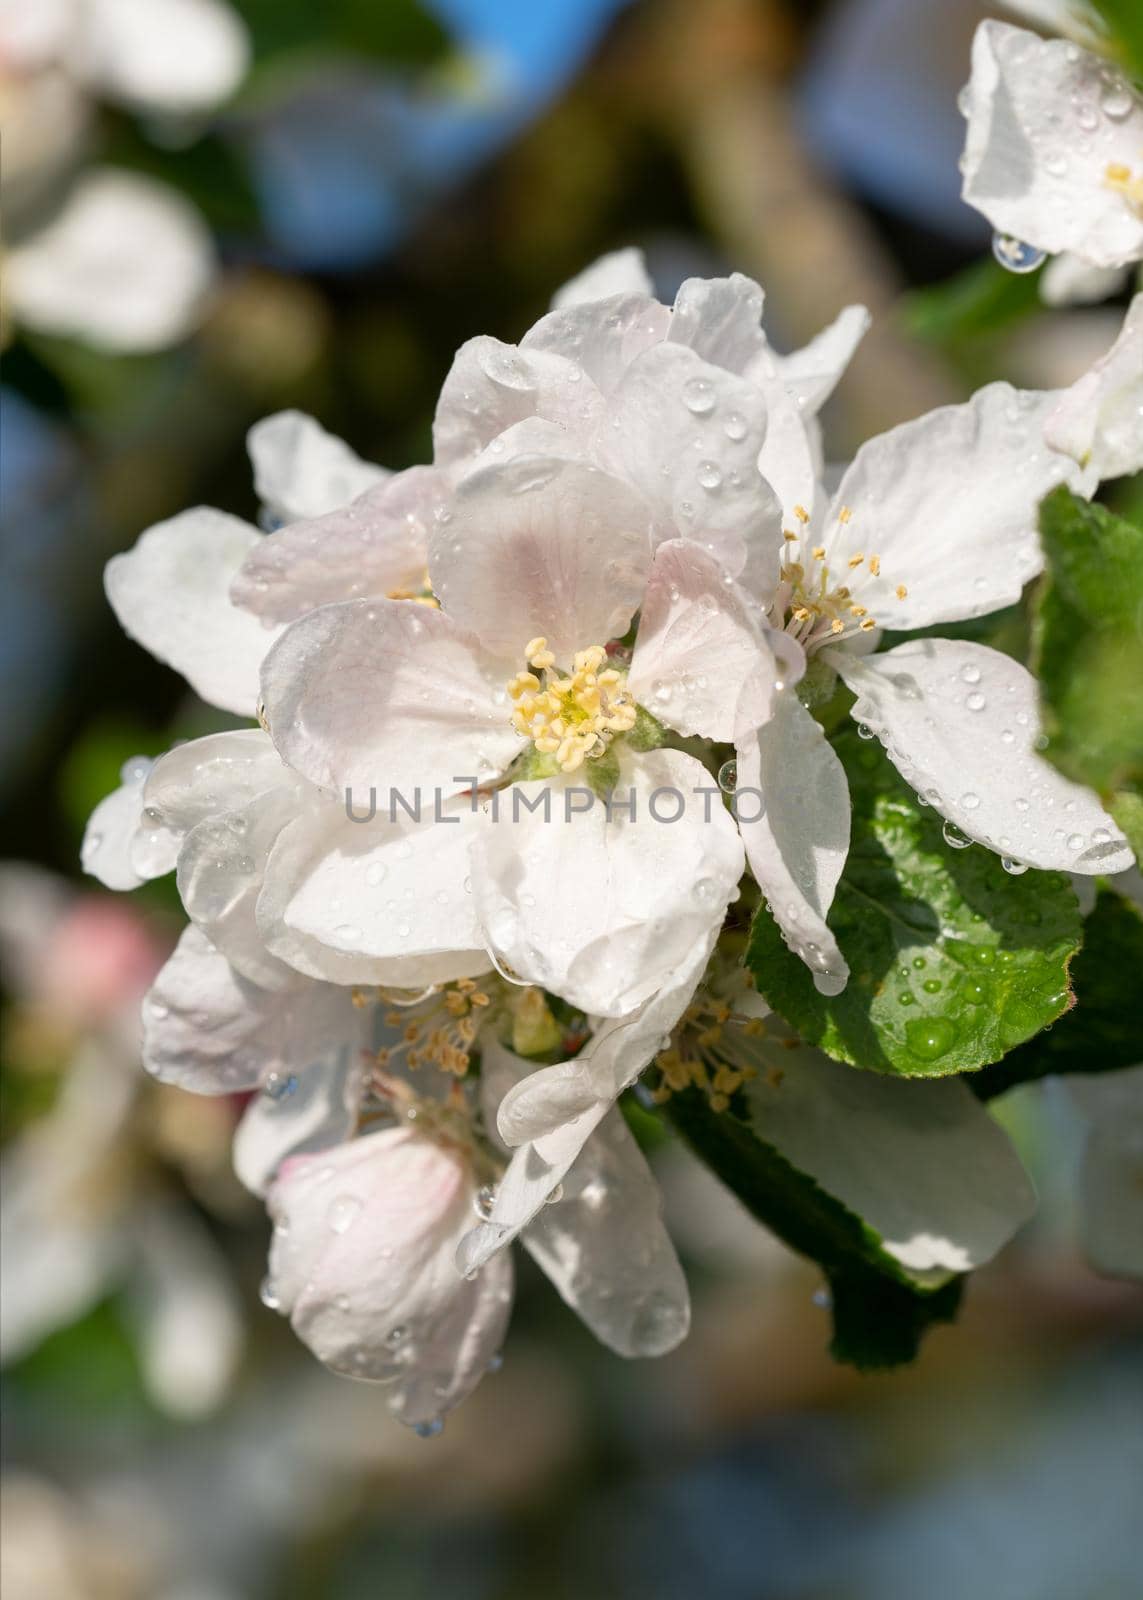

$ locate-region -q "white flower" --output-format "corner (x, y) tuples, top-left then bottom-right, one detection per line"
(3, 167), (217, 352)
(94, 413), (428, 722)
(144, 926), (691, 1425)
(0, 0), (250, 116)
(959, 20), (1143, 296)
(1045, 292), (1143, 480)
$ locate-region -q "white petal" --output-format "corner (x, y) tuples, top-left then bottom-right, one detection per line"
(5, 168), (215, 351)
(233, 466), (442, 626)
(735, 691), (851, 996)
(744, 1022), (1037, 1276)
(627, 540), (799, 742)
(763, 303), (871, 416)
(105, 507), (280, 715)
(1040, 252), (1130, 307)
(75, 0), (249, 112)
(232, 1028), (365, 1197)
(667, 273), (767, 373)
(480, 1039), (688, 1356)
(142, 924), (367, 1108)
(604, 340), (783, 598)
(267, 1127), (513, 1421)
(494, 913), (721, 1148)
(960, 22), (1143, 268)
(247, 411), (389, 526)
(470, 747), (743, 1018)
(132, 728), (284, 879)
(256, 796), (492, 986)
(429, 453), (652, 666)
(751, 362), (825, 529)
(81, 769), (149, 890)
(1046, 293), (1143, 481)
(260, 599), (521, 796)
(521, 293), (670, 395)
(177, 781), (308, 987)
(825, 382), (1090, 631)
(833, 639), (1133, 873)
(432, 336), (606, 471)
(551, 247), (654, 309)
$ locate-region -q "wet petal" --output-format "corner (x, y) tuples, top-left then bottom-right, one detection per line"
(551, 247), (654, 308)
(1046, 293), (1143, 481)
(247, 410), (389, 526)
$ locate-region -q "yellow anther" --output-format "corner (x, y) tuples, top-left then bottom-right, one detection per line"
(793, 504), (810, 523)
(830, 619), (844, 634)
(896, 584), (908, 600)
(860, 617), (877, 631)
(868, 555), (881, 577)
(510, 638), (636, 773)
(849, 605), (867, 618)
(812, 545), (826, 561)
(838, 506), (852, 523)
(847, 553), (865, 569)
(1107, 162), (1131, 182)
(783, 529), (798, 542)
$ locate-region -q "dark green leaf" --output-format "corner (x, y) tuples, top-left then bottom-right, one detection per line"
(1033, 486), (1143, 798)
(232, 0), (449, 80)
(973, 889), (1143, 1098)
(1090, 0), (1143, 80)
(747, 733), (1081, 1076)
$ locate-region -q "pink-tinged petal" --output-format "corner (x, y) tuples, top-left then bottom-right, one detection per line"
(960, 22), (1143, 268)
(604, 341), (783, 599)
(470, 747), (743, 1018)
(1046, 293), (1143, 481)
(432, 335), (606, 471)
(480, 1038), (689, 1357)
(521, 293), (670, 395)
(832, 639), (1133, 874)
(232, 466), (444, 626)
(105, 508), (279, 714)
(735, 692), (851, 996)
(177, 782), (309, 989)
(256, 797), (492, 986)
(825, 383), (1092, 632)
(668, 273), (767, 373)
(551, 247), (654, 308)
(267, 1127), (513, 1421)
(429, 454), (652, 666)
(247, 410), (389, 526)
(260, 599), (522, 796)
(628, 540), (801, 742)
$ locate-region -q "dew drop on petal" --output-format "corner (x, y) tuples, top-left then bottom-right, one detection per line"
(943, 820), (973, 850)
(682, 376), (716, 414)
(991, 233), (1045, 273)
(1001, 857), (1028, 875)
(327, 1195), (362, 1235)
(259, 1276), (280, 1310)
(717, 759), (737, 793)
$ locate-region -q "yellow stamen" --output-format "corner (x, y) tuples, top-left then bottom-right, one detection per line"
(508, 639), (636, 773)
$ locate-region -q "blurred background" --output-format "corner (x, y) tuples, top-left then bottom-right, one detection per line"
(2, 1), (1141, 1596)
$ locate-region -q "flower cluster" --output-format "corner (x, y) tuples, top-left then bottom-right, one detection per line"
(83, 239), (1142, 1430)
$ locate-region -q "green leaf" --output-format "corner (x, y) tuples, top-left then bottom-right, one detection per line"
(232, 0), (449, 84)
(973, 889), (1143, 1099)
(747, 733), (1081, 1076)
(1089, 0), (1143, 80)
(661, 1019), (1037, 1366)
(1033, 487), (1143, 800)
(1109, 788), (1143, 862)
(900, 258), (1043, 346)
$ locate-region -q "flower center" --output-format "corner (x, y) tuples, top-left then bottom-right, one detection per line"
(770, 503), (906, 653)
(651, 990), (768, 1113)
(1105, 161), (1143, 217)
(506, 637), (637, 773)
(364, 976), (492, 1079)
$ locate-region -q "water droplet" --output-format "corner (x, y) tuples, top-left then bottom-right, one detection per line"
(487, 1352), (504, 1374)
(327, 1195), (362, 1235)
(960, 792), (981, 810)
(857, 723), (875, 740)
(959, 663), (981, 685)
(717, 759), (737, 793)
(385, 1325), (407, 1348)
(965, 692), (986, 712)
(262, 1071), (298, 1101)
(991, 233), (1045, 273)
(334, 923), (362, 944)
(693, 877), (717, 903)
(723, 411), (747, 440)
(1075, 102), (1099, 132)
(1001, 856), (1028, 875)
(922, 979), (942, 994)
(1101, 83), (1134, 120)
(413, 1419), (444, 1439)
(473, 1184), (496, 1220)
(682, 376), (716, 414)
(943, 820), (972, 849)
(1067, 833), (1084, 851)
(811, 1287), (832, 1310)
(652, 679), (672, 704)
(697, 460), (723, 491)
(365, 862), (387, 887)
(905, 1018), (955, 1062)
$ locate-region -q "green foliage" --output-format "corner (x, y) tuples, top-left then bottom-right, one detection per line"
(1033, 489), (1143, 829)
(664, 1085), (963, 1369)
(232, 0), (450, 89)
(747, 734), (1081, 1076)
(900, 258), (1043, 346)
(973, 889), (1143, 1098)
(1090, 0), (1143, 80)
